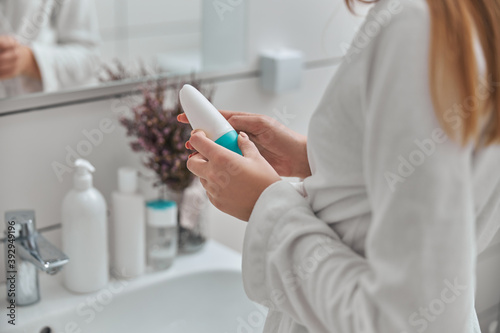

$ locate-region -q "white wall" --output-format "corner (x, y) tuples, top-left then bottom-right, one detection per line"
(1, 0), (499, 330)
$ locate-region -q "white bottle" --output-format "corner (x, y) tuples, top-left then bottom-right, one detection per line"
(111, 167), (145, 279)
(179, 84), (242, 155)
(61, 159), (109, 293)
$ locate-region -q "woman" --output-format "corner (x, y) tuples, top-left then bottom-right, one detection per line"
(0, 0), (100, 98)
(179, 0), (500, 331)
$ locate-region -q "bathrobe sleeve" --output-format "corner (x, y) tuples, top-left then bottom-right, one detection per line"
(30, 0), (100, 92)
(242, 3), (481, 333)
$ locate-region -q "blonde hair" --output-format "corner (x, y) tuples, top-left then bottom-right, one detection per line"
(345, 0), (500, 146)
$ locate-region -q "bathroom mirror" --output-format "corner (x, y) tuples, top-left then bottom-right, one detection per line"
(0, 0), (247, 103)
(96, 0), (206, 77)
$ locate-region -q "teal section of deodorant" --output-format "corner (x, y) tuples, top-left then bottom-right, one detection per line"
(146, 200), (176, 210)
(215, 130), (242, 155)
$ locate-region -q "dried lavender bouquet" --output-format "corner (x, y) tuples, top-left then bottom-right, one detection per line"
(120, 76), (214, 193)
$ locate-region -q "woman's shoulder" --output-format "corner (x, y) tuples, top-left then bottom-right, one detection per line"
(354, 0), (431, 60)
(370, 0), (430, 35)
(372, 0), (429, 19)
(344, 0), (431, 67)
(374, 0), (431, 34)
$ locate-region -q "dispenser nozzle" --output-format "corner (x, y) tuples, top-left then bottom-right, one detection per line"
(75, 159), (95, 174)
(73, 159), (96, 190)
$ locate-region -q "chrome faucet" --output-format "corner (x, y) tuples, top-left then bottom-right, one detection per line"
(4, 210), (69, 306)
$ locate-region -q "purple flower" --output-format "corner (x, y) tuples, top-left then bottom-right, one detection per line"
(120, 76), (214, 192)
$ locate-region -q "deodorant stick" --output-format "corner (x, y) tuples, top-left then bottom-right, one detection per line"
(179, 84), (242, 155)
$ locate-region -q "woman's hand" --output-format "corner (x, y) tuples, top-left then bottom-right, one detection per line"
(0, 36), (41, 80)
(186, 130), (281, 221)
(178, 110), (311, 179)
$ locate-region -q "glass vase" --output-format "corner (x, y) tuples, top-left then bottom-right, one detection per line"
(161, 179), (208, 253)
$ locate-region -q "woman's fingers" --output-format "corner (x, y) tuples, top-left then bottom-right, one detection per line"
(0, 67), (15, 79)
(228, 114), (272, 136)
(177, 113), (189, 124)
(189, 130), (229, 160)
(0, 36), (17, 52)
(186, 153), (208, 178)
(218, 110), (253, 119)
(0, 48), (17, 65)
(177, 110), (252, 125)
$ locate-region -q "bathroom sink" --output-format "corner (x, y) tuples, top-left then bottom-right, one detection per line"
(0, 241), (267, 333)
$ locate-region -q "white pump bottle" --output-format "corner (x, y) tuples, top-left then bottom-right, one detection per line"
(61, 159), (109, 293)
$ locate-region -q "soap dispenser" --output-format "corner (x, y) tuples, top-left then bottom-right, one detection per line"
(61, 159), (109, 293)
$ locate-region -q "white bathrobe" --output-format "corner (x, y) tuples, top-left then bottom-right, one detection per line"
(0, 0), (100, 98)
(243, 0), (500, 332)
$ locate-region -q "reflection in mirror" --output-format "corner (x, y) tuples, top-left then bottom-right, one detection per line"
(0, 0), (101, 99)
(96, 0), (203, 83)
(0, 0), (246, 102)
